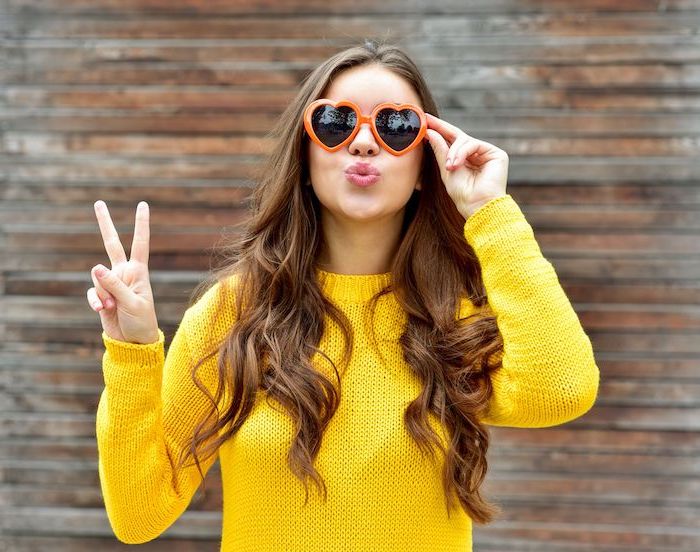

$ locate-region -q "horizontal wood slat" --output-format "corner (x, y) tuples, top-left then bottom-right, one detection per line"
(5, 62), (700, 88)
(2, 13), (697, 40)
(3, 37), (700, 66)
(5, 0), (697, 15)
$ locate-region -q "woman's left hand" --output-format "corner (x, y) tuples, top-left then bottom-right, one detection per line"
(425, 113), (509, 219)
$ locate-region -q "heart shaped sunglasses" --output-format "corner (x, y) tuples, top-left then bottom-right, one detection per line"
(303, 99), (427, 156)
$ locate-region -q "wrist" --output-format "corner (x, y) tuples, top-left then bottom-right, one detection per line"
(461, 195), (506, 219)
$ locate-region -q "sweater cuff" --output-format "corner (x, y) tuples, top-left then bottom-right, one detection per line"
(101, 328), (165, 361)
(463, 194), (536, 255)
(100, 329), (166, 390)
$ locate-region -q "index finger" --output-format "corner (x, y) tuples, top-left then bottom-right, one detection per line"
(94, 200), (128, 266)
(426, 113), (465, 144)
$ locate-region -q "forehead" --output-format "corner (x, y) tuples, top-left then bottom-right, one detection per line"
(323, 64), (422, 112)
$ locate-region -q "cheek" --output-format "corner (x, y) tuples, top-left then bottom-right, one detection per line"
(307, 147), (340, 204)
(308, 145), (336, 179)
(411, 146), (425, 171)
(389, 150), (423, 182)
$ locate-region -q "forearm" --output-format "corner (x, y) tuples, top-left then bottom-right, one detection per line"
(95, 329), (213, 543)
(464, 195), (600, 427)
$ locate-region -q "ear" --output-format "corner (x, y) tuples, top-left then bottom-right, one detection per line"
(415, 167), (424, 191)
(415, 153), (428, 191)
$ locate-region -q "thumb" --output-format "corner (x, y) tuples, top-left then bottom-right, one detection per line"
(93, 265), (131, 303)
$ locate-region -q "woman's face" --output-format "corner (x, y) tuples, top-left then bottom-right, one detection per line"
(306, 64), (424, 225)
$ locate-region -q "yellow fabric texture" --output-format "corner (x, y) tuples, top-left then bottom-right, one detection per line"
(95, 194), (600, 550)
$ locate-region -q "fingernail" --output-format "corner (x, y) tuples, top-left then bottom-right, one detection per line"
(105, 298), (114, 309)
(95, 265), (107, 277)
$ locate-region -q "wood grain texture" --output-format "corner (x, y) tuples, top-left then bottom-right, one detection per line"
(1, 1), (699, 551)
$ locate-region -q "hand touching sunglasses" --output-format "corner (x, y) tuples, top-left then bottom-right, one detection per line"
(303, 97), (510, 219)
(303, 99), (427, 156)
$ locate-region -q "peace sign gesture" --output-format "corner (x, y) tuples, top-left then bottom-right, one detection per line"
(87, 201), (160, 344)
(425, 113), (509, 219)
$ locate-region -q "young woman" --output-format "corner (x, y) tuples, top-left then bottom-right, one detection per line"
(88, 40), (599, 551)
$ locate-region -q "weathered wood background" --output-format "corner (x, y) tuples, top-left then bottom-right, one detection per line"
(2, 1), (699, 550)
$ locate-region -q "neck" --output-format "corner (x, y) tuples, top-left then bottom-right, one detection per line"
(317, 209), (404, 275)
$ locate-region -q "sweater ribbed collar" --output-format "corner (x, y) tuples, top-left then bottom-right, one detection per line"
(314, 267), (393, 303)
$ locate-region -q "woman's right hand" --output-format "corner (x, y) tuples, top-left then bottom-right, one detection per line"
(87, 200), (160, 344)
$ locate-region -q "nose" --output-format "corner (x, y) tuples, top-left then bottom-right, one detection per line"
(348, 122), (380, 156)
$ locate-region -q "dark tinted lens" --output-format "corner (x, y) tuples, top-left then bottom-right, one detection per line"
(375, 108), (421, 151)
(311, 105), (357, 147)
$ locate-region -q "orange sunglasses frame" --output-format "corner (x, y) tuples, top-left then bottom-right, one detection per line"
(303, 99), (427, 156)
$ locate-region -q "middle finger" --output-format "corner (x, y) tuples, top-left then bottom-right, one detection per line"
(129, 201), (150, 267)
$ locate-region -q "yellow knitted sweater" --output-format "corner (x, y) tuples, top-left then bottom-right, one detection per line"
(95, 194), (600, 551)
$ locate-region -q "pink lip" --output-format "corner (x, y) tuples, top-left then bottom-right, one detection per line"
(345, 173), (380, 187)
(345, 162), (381, 176)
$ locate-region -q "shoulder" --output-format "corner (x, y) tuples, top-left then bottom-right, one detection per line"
(187, 273), (241, 317)
(181, 273), (242, 352)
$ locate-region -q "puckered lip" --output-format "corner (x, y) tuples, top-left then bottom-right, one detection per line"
(344, 162), (381, 176)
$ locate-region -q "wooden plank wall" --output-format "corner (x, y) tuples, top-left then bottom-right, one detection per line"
(2, 1), (699, 551)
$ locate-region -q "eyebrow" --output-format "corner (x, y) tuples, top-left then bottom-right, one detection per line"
(326, 98), (414, 111)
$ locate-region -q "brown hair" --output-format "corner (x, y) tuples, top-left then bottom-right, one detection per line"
(176, 38), (504, 524)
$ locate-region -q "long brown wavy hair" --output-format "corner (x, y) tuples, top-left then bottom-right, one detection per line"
(174, 38), (505, 525)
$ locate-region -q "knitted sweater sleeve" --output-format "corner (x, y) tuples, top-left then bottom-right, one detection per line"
(462, 194), (600, 428)
(95, 281), (227, 544)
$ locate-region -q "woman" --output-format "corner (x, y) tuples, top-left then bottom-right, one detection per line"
(89, 39), (600, 551)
